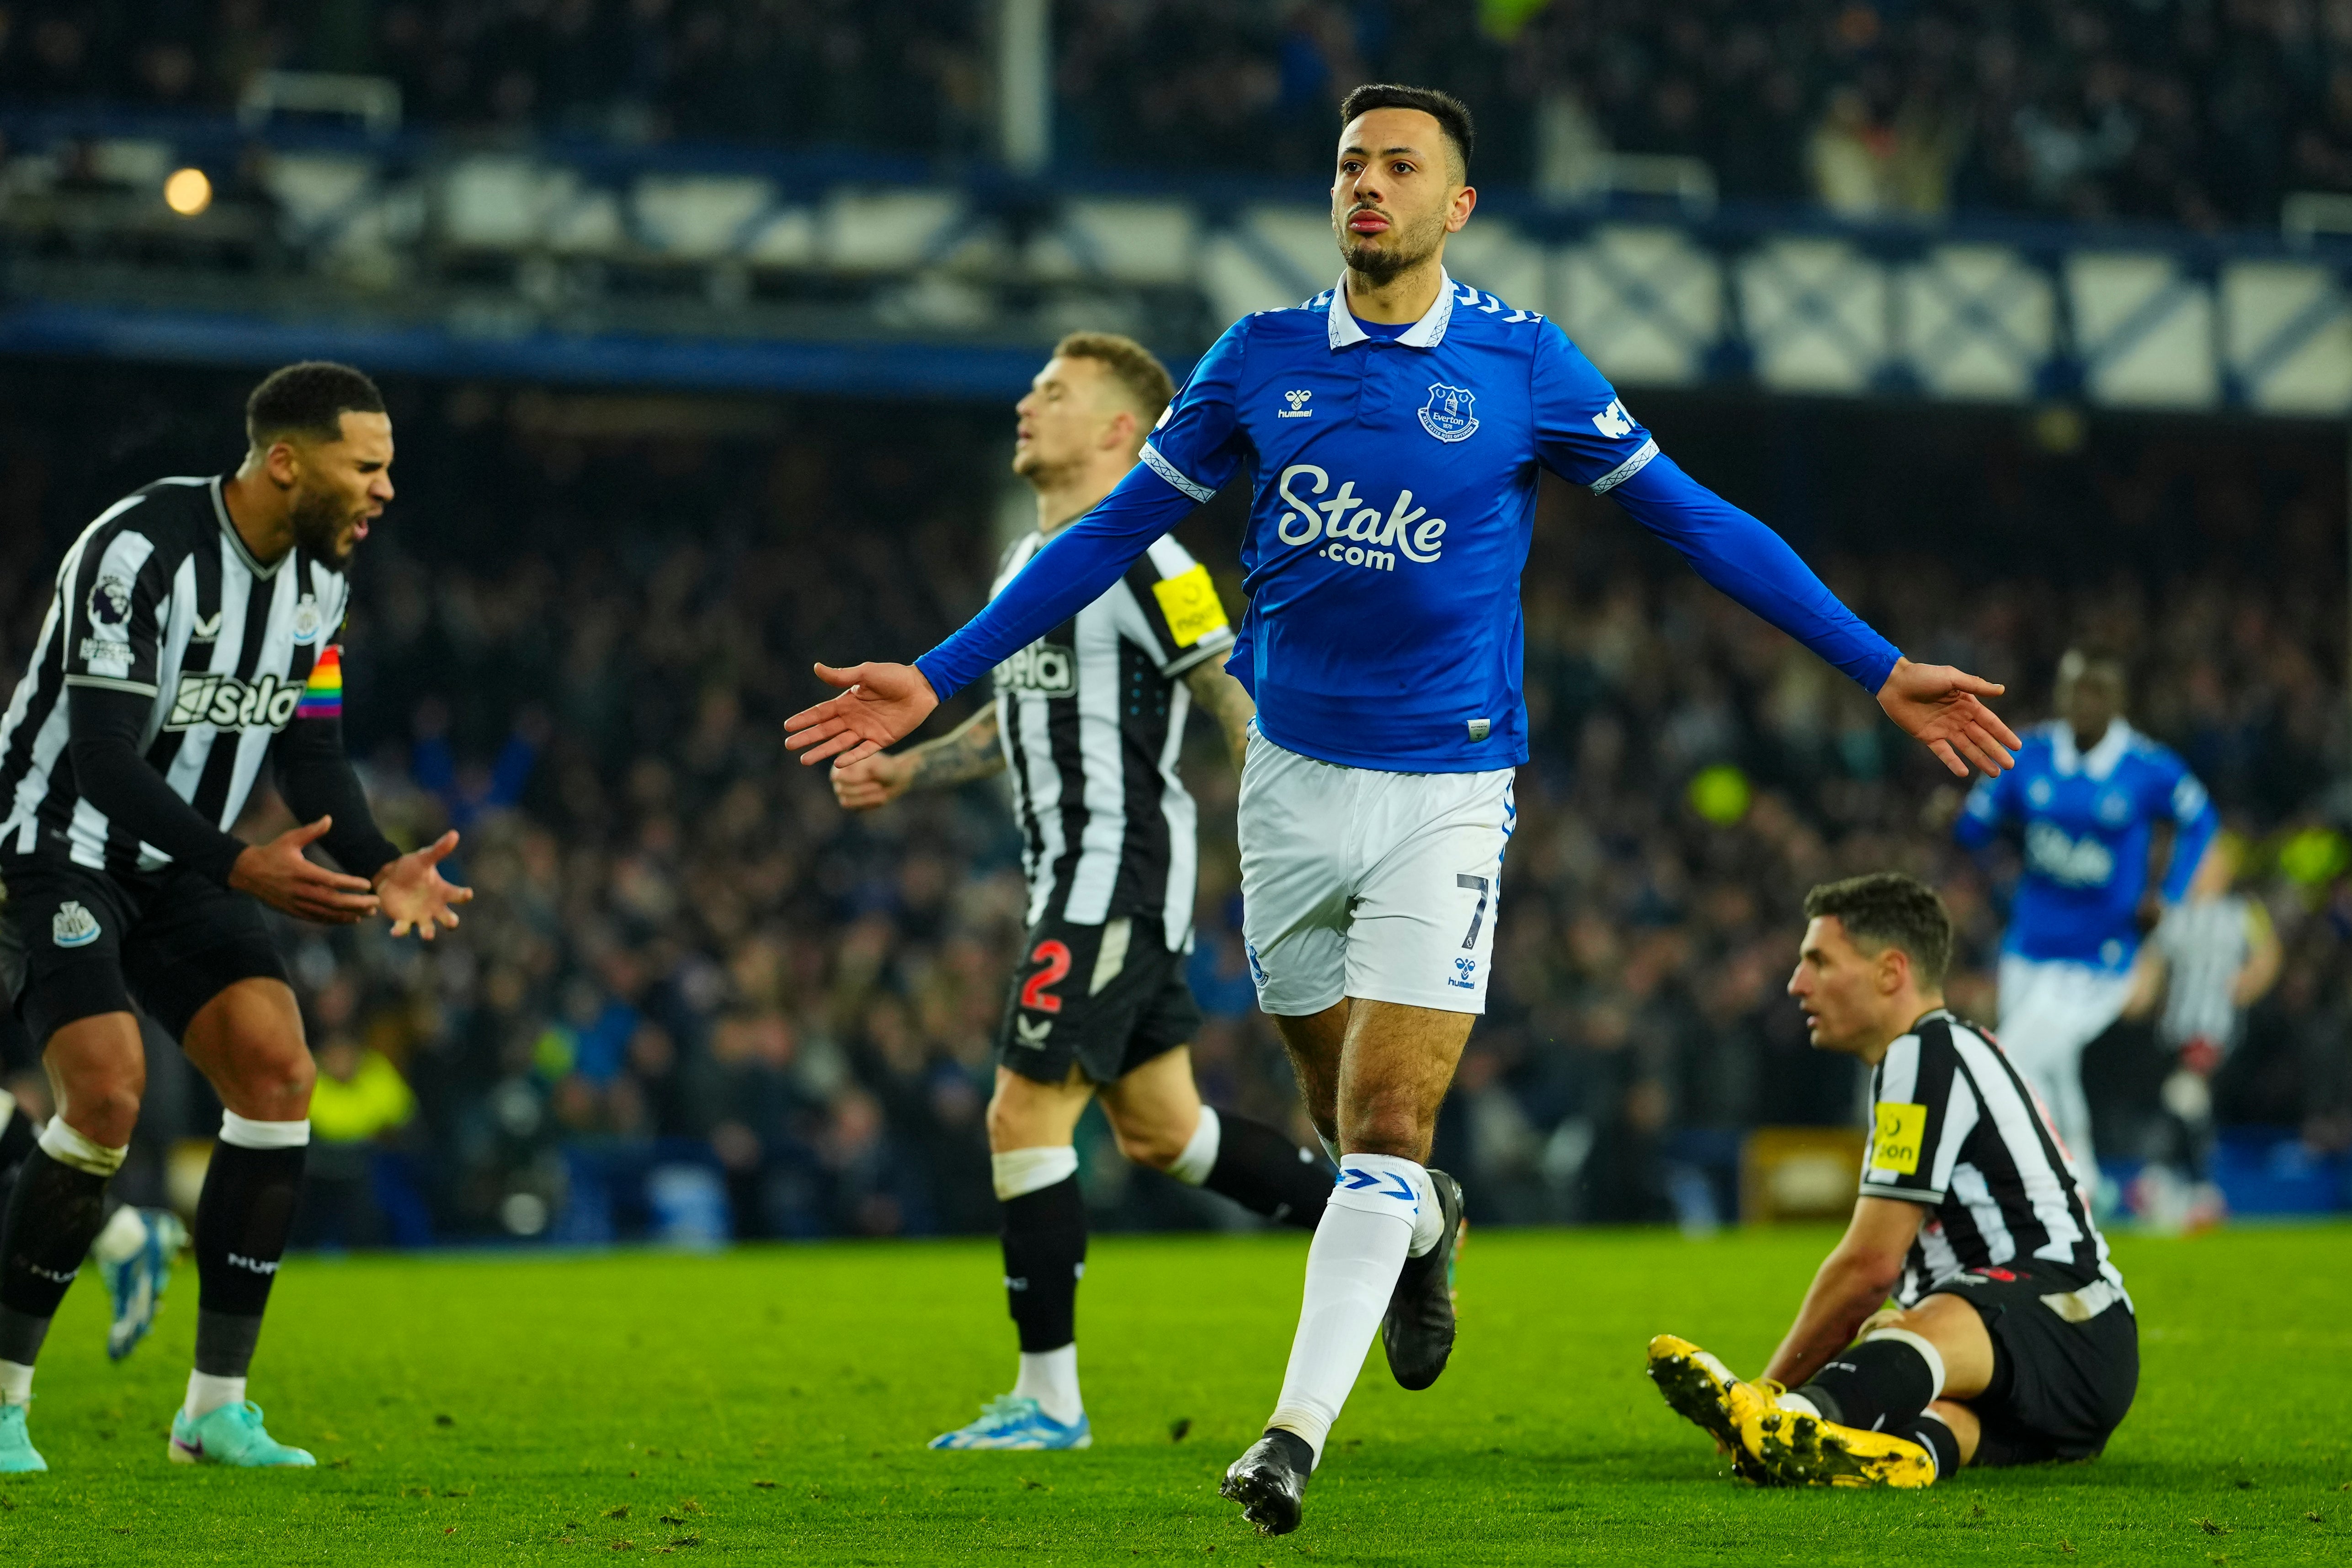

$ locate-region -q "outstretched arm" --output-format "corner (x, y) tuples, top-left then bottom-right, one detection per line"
(831, 705), (1006, 811)
(785, 463), (1200, 767)
(1608, 456), (2018, 778)
(1184, 660), (1256, 770)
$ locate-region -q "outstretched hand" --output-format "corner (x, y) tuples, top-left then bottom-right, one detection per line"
(783, 662), (940, 769)
(374, 829), (474, 940)
(1876, 657), (2020, 778)
(229, 817), (380, 925)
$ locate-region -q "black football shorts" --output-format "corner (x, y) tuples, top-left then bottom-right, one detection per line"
(1, 853), (289, 1047)
(1926, 1261), (2139, 1465)
(993, 914), (1201, 1087)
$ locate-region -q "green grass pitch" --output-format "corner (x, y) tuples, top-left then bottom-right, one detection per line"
(4, 1223), (2347, 1565)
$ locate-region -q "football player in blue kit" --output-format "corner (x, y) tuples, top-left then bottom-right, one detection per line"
(787, 83), (2020, 1536)
(1953, 648), (2217, 1198)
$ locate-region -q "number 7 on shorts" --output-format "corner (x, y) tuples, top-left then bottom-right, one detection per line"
(1456, 874), (1490, 949)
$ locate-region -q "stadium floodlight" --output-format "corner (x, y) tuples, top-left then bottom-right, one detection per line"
(163, 168), (213, 217)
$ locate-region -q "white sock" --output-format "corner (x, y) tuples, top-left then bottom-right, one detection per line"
(38, 1116), (128, 1176)
(0, 1360), (32, 1405)
(1776, 1391), (1822, 1419)
(1165, 1106), (1221, 1186)
(183, 1371), (246, 1423)
(1012, 1344), (1082, 1426)
(90, 1205), (149, 1265)
(1264, 1152), (1433, 1461)
(991, 1145), (1078, 1201)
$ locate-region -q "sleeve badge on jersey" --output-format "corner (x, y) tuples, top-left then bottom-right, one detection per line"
(1417, 384), (1479, 443)
(295, 644), (345, 720)
(1871, 1102), (1927, 1175)
(1151, 563), (1230, 648)
(1591, 399), (1638, 439)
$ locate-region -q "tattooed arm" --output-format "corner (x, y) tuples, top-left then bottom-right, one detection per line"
(1184, 659), (1256, 771)
(830, 704), (1006, 812)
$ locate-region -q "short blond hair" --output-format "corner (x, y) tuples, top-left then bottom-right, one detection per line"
(1053, 332), (1175, 421)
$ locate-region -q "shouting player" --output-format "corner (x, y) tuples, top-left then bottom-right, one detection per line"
(1650, 874), (2136, 1488)
(0, 362), (470, 1474)
(785, 85), (2017, 1534)
(1952, 648), (2217, 1195)
(830, 334), (1332, 1451)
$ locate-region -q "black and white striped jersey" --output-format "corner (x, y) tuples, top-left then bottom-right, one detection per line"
(1862, 1008), (2129, 1308)
(990, 529), (1235, 948)
(0, 475), (351, 875)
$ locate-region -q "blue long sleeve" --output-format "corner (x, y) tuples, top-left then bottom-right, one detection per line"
(1607, 454), (1901, 693)
(914, 463), (1200, 699)
(2161, 797), (2221, 904)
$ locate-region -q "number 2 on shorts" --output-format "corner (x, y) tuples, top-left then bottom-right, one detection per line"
(1020, 939), (1074, 1013)
(1456, 874), (1490, 950)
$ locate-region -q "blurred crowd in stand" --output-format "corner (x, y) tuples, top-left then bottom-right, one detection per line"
(1, 366), (2349, 1243)
(11, 2), (2352, 226)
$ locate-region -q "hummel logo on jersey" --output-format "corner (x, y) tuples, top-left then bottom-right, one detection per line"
(52, 901), (101, 948)
(1592, 398), (1637, 439)
(994, 642), (1076, 696)
(1418, 384), (1479, 443)
(1276, 465), (1447, 573)
(1279, 389), (1313, 418)
(165, 671), (305, 733)
(1449, 957), (1479, 989)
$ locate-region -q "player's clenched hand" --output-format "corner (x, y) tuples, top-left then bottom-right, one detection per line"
(1875, 657), (2021, 779)
(830, 749), (915, 811)
(374, 828), (473, 941)
(784, 662), (938, 769)
(229, 816), (381, 925)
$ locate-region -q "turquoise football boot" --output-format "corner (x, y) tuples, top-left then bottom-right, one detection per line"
(0, 1402), (46, 1473)
(105, 1208), (187, 1361)
(927, 1394), (1091, 1451)
(168, 1402), (315, 1467)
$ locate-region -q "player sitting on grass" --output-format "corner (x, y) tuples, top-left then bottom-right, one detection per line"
(1650, 872), (2138, 1488)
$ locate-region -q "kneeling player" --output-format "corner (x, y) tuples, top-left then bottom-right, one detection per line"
(829, 333), (1332, 1451)
(1650, 873), (2137, 1487)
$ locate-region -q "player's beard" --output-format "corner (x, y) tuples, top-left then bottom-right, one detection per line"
(1336, 203), (1448, 288)
(288, 484), (358, 567)
(1012, 444), (1081, 496)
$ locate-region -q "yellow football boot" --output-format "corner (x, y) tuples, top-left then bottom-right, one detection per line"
(1723, 1379), (1935, 1489)
(1645, 1334), (1763, 1482)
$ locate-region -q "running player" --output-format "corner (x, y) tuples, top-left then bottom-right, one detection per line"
(784, 85), (2017, 1534)
(0, 362), (471, 1474)
(1650, 873), (2136, 1488)
(829, 333), (1334, 1451)
(2124, 832), (2278, 1227)
(1952, 648), (2217, 1195)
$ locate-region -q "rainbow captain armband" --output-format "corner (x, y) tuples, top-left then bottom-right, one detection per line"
(294, 644), (344, 720)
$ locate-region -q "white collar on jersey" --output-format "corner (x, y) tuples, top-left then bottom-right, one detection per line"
(2047, 717), (2133, 780)
(208, 475), (287, 580)
(1325, 267), (1456, 350)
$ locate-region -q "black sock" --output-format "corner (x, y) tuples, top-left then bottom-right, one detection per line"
(1000, 1175), (1086, 1353)
(0, 1147), (114, 1364)
(1795, 1337), (1938, 1432)
(1202, 1115), (1331, 1229)
(0, 1107), (36, 1222)
(192, 1142), (305, 1377)
(1894, 1409), (1962, 1478)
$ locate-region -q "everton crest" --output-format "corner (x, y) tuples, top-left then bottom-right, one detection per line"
(1418, 383), (1479, 443)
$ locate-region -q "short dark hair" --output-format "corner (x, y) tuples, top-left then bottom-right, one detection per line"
(1803, 873), (1953, 990)
(246, 361), (385, 447)
(1338, 83), (1475, 183)
(1053, 332), (1175, 420)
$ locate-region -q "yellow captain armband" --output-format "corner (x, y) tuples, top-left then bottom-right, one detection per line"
(1151, 563), (1229, 649)
(1871, 1103), (1927, 1175)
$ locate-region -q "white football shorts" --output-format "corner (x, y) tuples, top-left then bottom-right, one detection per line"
(1237, 724), (1515, 1016)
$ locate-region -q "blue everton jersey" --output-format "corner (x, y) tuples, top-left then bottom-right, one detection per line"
(1956, 719), (2219, 970)
(914, 269), (1899, 773)
(1139, 279), (1664, 768)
